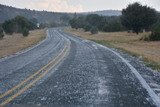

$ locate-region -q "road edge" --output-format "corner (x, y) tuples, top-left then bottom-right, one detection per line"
(63, 30), (160, 107)
(0, 29), (48, 62)
(95, 43), (160, 107)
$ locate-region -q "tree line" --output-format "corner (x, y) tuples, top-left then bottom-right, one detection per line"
(0, 15), (71, 39)
(69, 2), (160, 41)
(0, 16), (38, 39)
(70, 14), (125, 34)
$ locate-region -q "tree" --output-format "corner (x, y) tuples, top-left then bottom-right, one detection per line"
(29, 18), (38, 29)
(29, 18), (38, 25)
(2, 16), (36, 35)
(69, 18), (78, 29)
(121, 2), (158, 34)
(69, 13), (79, 29)
(2, 20), (15, 34)
(14, 16), (30, 32)
(86, 14), (102, 28)
(69, 14), (125, 32)
(60, 14), (71, 25)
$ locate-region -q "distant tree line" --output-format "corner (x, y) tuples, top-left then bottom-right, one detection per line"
(69, 2), (160, 40)
(0, 16), (38, 39)
(0, 14), (72, 39)
(69, 14), (125, 34)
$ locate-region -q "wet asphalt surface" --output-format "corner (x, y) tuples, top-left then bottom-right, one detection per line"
(0, 28), (160, 107)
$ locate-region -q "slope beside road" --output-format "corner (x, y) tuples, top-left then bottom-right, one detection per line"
(0, 28), (160, 107)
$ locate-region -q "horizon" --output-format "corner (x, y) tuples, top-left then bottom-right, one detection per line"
(0, 0), (160, 13)
(0, 3), (122, 13)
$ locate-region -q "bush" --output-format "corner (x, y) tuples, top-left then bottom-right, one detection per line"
(148, 32), (160, 41)
(140, 32), (160, 41)
(149, 21), (160, 41)
(0, 26), (4, 39)
(22, 28), (29, 37)
(90, 26), (98, 34)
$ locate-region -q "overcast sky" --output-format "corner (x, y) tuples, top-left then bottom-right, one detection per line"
(1, 0), (160, 12)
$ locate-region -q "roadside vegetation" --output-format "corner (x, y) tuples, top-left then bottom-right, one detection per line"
(0, 24), (4, 39)
(0, 29), (46, 58)
(69, 2), (160, 41)
(68, 2), (160, 70)
(121, 2), (157, 34)
(66, 28), (160, 70)
(69, 14), (125, 34)
(2, 16), (37, 37)
(0, 15), (46, 57)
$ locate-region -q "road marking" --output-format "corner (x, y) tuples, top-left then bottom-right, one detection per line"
(0, 32), (66, 99)
(97, 43), (160, 107)
(0, 62), (51, 99)
(0, 40), (70, 106)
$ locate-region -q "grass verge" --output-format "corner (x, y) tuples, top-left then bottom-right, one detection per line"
(65, 28), (160, 71)
(0, 29), (46, 58)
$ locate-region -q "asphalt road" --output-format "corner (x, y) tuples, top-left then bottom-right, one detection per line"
(0, 28), (160, 107)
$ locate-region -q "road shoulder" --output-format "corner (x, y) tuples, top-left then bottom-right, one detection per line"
(64, 28), (160, 103)
(0, 29), (46, 60)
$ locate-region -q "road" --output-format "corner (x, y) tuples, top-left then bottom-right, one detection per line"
(0, 28), (160, 107)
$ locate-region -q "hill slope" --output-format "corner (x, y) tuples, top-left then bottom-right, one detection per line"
(83, 10), (122, 16)
(0, 4), (73, 24)
(0, 4), (122, 24)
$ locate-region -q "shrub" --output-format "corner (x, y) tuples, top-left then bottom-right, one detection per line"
(90, 26), (98, 34)
(148, 32), (160, 41)
(22, 28), (29, 37)
(0, 26), (4, 39)
(149, 21), (160, 41)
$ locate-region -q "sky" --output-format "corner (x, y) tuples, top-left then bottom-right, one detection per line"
(0, 0), (160, 12)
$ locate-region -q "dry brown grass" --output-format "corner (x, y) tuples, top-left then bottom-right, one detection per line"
(66, 28), (160, 70)
(0, 29), (46, 58)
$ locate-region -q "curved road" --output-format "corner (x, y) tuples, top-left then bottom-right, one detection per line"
(0, 28), (160, 107)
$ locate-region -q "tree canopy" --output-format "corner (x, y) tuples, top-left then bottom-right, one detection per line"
(69, 14), (125, 34)
(121, 2), (158, 34)
(2, 16), (37, 36)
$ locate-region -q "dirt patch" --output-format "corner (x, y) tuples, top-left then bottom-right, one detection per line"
(65, 28), (160, 70)
(0, 29), (46, 58)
